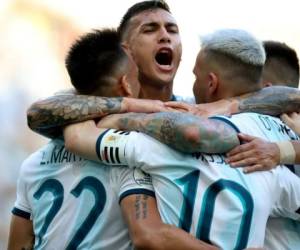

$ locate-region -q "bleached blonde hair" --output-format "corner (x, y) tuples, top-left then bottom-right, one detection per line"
(201, 29), (266, 66)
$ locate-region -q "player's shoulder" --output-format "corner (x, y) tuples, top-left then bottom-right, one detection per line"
(20, 139), (62, 173)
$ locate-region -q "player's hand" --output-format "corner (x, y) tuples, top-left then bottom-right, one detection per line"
(226, 133), (280, 173)
(165, 99), (238, 118)
(164, 101), (195, 113)
(281, 112), (300, 135)
(124, 98), (177, 113)
(195, 99), (238, 117)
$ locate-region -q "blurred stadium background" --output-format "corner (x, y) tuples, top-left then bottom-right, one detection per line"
(0, 0), (299, 247)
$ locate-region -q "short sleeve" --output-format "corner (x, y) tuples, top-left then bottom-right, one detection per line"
(12, 161), (32, 220)
(112, 167), (155, 204)
(95, 129), (133, 166)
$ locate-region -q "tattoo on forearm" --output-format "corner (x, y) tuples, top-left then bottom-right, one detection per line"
(118, 112), (239, 153)
(27, 95), (123, 138)
(236, 86), (300, 116)
(135, 194), (148, 220)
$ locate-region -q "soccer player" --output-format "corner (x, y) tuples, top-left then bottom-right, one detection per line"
(226, 39), (300, 173)
(62, 29), (300, 249)
(8, 29), (215, 250)
(262, 40), (299, 88)
(224, 40), (300, 249)
(25, 0), (300, 140)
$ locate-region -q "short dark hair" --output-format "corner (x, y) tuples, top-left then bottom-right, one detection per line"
(118, 0), (171, 40)
(263, 40), (299, 87)
(65, 29), (128, 95)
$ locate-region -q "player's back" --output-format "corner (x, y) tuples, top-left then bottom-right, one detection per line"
(13, 139), (132, 250)
(119, 113), (300, 249)
(224, 112), (300, 250)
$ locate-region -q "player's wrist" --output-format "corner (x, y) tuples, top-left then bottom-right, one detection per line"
(122, 97), (130, 113)
(276, 141), (296, 164)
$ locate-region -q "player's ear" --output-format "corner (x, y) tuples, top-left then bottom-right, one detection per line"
(207, 72), (219, 96)
(121, 42), (129, 51)
(121, 42), (132, 58)
(118, 74), (133, 97)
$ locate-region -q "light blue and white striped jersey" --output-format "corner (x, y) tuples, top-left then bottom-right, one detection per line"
(215, 113), (300, 250)
(98, 113), (300, 250)
(13, 139), (154, 250)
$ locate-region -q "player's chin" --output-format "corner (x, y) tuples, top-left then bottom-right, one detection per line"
(153, 74), (175, 86)
(153, 69), (176, 85)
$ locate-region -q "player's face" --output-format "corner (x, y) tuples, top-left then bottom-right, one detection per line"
(126, 9), (182, 87)
(193, 51), (210, 104)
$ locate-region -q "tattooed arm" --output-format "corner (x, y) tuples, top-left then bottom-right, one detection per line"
(27, 95), (171, 139)
(166, 86), (300, 118)
(27, 95), (125, 138)
(63, 112), (239, 156)
(231, 86), (300, 116)
(97, 112), (239, 153)
(121, 195), (218, 250)
(27, 86), (300, 139)
(8, 215), (34, 250)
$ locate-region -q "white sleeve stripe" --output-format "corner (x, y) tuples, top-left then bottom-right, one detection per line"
(96, 129), (128, 165)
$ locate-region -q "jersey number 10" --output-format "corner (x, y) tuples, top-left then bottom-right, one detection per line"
(176, 170), (254, 250)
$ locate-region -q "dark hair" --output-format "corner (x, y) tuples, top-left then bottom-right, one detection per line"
(118, 0), (170, 40)
(65, 29), (128, 94)
(263, 40), (299, 87)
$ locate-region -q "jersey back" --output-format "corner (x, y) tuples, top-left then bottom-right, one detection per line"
(222, 113), (300, 250)
(104, 113), (300, 249)
(13, 139), (152, 249)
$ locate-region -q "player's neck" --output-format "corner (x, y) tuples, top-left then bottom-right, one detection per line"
(139, 83), (173, 101)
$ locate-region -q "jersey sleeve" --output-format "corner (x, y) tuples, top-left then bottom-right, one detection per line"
(96, 129), (196, 172)
(12, 161), (32, 220)
(271, 167), (300, 221)
(113, 167), (155, 204)
(95, 129), (132, 166)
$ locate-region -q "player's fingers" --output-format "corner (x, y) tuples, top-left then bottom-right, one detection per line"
(281, 113), (293, 125)
(227, 142), (254, 157)
(166, 107), (186, 112)
(226, 151), (258, 167)
(165, 101), (191, 111)
(164, 107), (180, 112)
(290, 112), (299, 118)
(230, 157), (258, 168)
